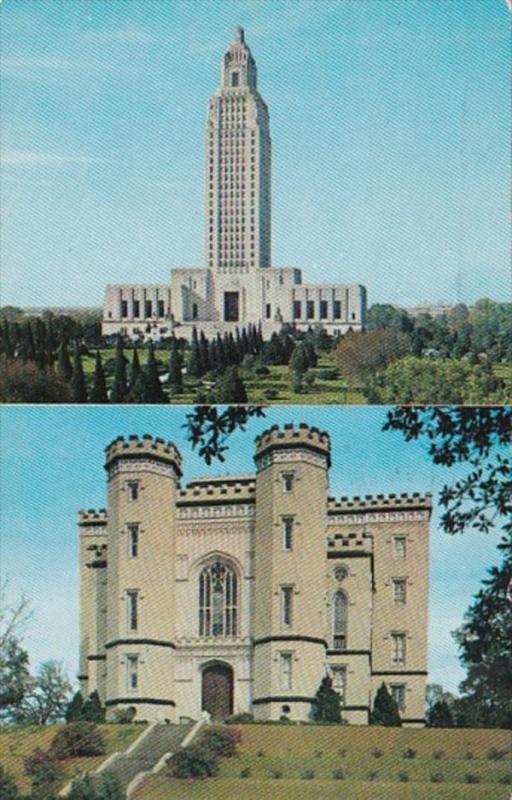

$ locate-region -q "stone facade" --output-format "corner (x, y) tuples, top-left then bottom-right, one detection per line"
(78, 424), (431, 726)
(102, 28), (367, 341)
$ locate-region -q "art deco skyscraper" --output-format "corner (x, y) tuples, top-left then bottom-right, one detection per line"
(206, 27), (271, 275)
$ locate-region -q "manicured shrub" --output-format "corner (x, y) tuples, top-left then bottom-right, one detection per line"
(498, 775), (512, 785)
(464, 751), (474, 760)
(68, 773), (99, 799)
(256, 750), (265, 758)
(314, 750), (323, 759)
(372, 748), (383, 758)
(338, 748), (347, 757)
(403, 747), (417, 759)
(81, 691), (105, 723)
(318, 368), (339, 381)
(371, 683), (402, 726)
(301, 769), (315, 779)
(167, 745), (218, 778)
(271, 768), (282, 779)
(110, 707), (136, 724)
(398, 771), (409, 782)
(487, 747), (507, 760)
(201, 727), (241, 758)
(225, 712), (254, 725)
(433, 750), (445, 760)
(263, 387), (278, 400)
(464, 773), (481, 784)
(368, 770), (379, 781)
(255, 365), (270, 376)
(23, 747), (60, 793)
(333, 768), (346, 780)
(0, 764), (19, 800)
(240, 767), (251, 778)
(431, 772), (444, 783)
(49, 722), (106, 760)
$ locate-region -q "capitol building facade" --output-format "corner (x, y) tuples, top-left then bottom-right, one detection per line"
(102, 28), (367, 341)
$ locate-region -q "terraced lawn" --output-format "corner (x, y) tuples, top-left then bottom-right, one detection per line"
(0, 723), (144, 793)
(134, 724), (512, 800)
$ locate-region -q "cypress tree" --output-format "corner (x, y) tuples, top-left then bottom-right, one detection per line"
(168, 338), (183, 394)
(228, 332), (237, 364)
(65, 691), (84, 723)
(90, 351), (108, 403)
(209, 338), (219, 373)
(370, 683), (402, 726)
(142, 341), (167, 403)
(290, 342), (309, 375)
(110, 337), (128, 403)
(188, 328), (202, 378)
(241, 327), (249, 357)
(216, 333), (225, 368)
(71, 345), (88, 403)
(235, 328), (242, 362)
(199, 331), (210, 375)
(128, 348), (142, 393)
(57, 340), (73, 382)
(81, 690), (105, 723)
(223, 332), (232, 365)
(311, 676), (342, 723)
(21, 323), (36, 362)
(215, 366), (248, 403)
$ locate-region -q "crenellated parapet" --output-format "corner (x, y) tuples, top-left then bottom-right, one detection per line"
(328, 493), (432, 513)
(254, 423), (331, 470)
(178, 474), (256, 506)
(104, 434), (183, 479)
(78, 509), (108, 529)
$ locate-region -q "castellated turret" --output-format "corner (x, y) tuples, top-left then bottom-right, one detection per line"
(252, 423), (331, 721)
(78, 509), (108, 702)
(103, 435), (182, 721)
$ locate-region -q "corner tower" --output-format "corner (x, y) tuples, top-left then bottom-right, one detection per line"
(104, 435), (182, 721)
(252, 424), (330, 721)
(206, 27), (271, 276)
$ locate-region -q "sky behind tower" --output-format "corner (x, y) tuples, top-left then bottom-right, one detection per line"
(0, 405), (504, 696)
(1, 0), (509, 309)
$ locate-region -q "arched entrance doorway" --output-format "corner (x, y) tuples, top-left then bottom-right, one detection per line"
(201, 662), (233, 720)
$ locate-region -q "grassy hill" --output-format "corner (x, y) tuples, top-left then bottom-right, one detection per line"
(0, 723), (144, 793)
(134, 724), (512, 800)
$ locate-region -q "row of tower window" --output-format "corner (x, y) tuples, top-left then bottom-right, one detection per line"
(122, 652), (406, 712)
(293, 300), (358, 322)
(119, 301), (165, 319)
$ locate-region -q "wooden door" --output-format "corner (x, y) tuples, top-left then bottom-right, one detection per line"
(201, 663), (233, 720)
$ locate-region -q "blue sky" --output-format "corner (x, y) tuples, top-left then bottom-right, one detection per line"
(1, 0), (510, 309)
(0, 404), (504, 695)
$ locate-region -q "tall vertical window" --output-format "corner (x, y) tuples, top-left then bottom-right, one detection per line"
(307, 300), (315, 319)
(320, 300), (328, 319)
(126, 654), (139, 691)
(330, 666), (347, 705)
(127, 481), (139, 501)
(392, 579), (407, 605)
(333, 300), (341, 319)
(121, 300), (128, 318)
(333, 591), (348, 650)
(280, 653), (293, 691)
(280, 586), (293, 626)
(293, 301), (301, 319)
(282, 473), (295, 493)
(393, 535), (407, 559)
(128, 525), (139, 558)
(391, 633), (407, 665)
(199, 560), (238, 637)
(282, 517), (294, 551)
(390, 684), (406, 712)
(126, 591), (138, 631)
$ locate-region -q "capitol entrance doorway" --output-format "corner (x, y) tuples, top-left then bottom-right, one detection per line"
(201, 662), (234, 720)
(224, 292), (239, 322)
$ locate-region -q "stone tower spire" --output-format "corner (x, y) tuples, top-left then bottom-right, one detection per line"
(205, 28), (271, 274)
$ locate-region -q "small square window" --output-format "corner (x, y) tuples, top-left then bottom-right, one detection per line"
(392, 579), (407, 605)
(282, 473), (295, 493)
(280, 585), (293, 625)
(393, 536), (407, 559)
(127, 654), (139, 691)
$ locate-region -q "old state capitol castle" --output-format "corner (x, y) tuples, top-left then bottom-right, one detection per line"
(79, 423), (430, 725)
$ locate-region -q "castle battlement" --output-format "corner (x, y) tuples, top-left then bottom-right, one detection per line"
(104, 434), (182, 475)
(255, 423), (331, 464)
(78, 509), (108, 526)
(328, 492), (433, 513)
(178, 476), (256, 504)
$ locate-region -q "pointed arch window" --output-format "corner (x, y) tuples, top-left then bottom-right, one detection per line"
(333, 591), (348, 650)
(199, 560), (238, 637)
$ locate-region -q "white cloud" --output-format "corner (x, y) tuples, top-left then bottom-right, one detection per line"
(1, 150), (100, 167)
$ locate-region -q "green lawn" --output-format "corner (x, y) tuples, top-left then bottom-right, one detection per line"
(134, 725), (512, 800)
(0, 723), (144, 793)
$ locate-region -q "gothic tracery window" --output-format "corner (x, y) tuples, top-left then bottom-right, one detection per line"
(333, 591), (348, 650)
(199, 560), (238, 637)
